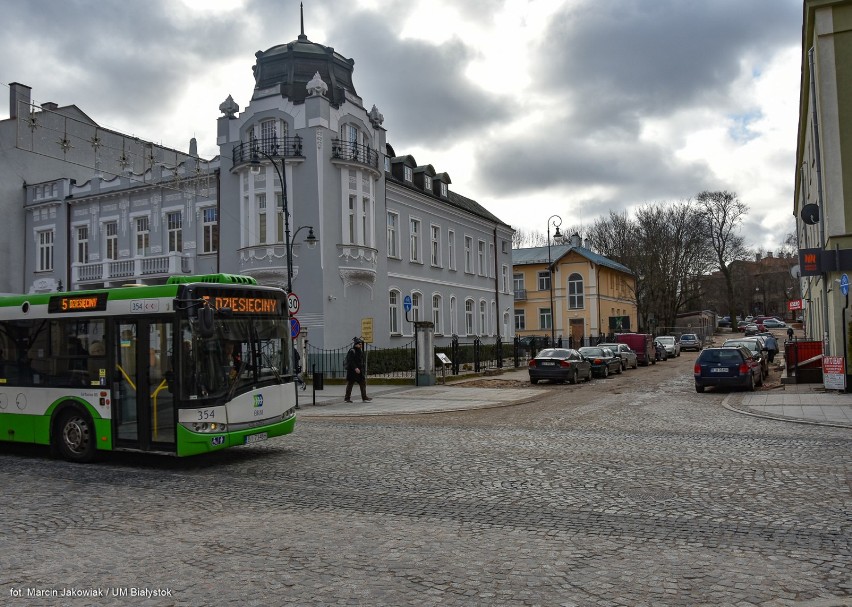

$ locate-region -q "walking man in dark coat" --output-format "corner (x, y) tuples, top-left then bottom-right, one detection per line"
(344, 338), (372, 403)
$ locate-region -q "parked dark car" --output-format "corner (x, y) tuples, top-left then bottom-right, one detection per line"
(528, 348), (592, 385)
(694, 346), (763, 392)
(723, 337), (769, 379)
(598, 342), (639, 371)
(578, 346), (622, 378)
(679, 333), (701, 351)
(653, 339), (668, 361)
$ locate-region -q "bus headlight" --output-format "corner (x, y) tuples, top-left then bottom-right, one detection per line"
(181, 421), (228, 433)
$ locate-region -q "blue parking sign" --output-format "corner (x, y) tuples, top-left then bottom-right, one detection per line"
(403, 295), (413, 312)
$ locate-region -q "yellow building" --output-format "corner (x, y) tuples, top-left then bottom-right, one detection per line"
(512, 236), (637, 347)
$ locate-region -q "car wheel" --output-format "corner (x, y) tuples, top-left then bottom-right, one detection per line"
(602, 366), (609, 378)
(530, 378), (538, 385)
(632, 360), (638, 369)
(585, 370), (592, 382)
(616, 364), (622, 374)
(570, 370), (578, 385)
(747, 373), (755, 392)
(757, 371), (764, 387)
(695, 384), (705, 393)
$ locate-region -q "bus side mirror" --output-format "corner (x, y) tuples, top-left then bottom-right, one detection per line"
(199, 306), (215, 338)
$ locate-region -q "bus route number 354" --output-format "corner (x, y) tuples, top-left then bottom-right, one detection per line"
(197, 409), (215, 421)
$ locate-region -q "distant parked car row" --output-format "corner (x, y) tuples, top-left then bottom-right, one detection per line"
(527, 332), (702, 385)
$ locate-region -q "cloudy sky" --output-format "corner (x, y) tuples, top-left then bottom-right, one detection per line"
(0, 0), (803, 251)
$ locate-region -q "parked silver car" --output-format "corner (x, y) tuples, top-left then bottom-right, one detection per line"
(679, 333), (701, 351)
(598, 342), (639, 371)
(655, 335), (681, 357)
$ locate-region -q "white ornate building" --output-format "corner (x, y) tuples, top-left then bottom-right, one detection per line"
(4, 23), (514, 349)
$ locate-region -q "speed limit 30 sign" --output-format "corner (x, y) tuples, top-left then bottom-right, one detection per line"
(287, 292), (300, 315)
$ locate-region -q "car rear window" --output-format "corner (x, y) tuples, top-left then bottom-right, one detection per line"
(698, 349), (742, 364)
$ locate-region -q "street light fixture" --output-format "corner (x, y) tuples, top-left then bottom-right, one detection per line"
(547, 214), (563, 345)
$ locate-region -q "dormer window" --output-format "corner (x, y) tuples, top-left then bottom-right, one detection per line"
(440, 182), (448, 197)
(424, 177), (432, 192)
(404, 166), (413, 182)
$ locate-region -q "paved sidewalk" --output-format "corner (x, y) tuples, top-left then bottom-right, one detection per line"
(728, 384), (852, 428)
(297, 367), (852, 428)
(296, 370), (541, 417)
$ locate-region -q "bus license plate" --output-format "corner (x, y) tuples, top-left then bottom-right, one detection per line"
(244, 432), (268, 445)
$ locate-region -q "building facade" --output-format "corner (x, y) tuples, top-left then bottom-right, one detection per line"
(5, 25), (514, 350)
(794, 0), (852, 369)
(512, 236), (637, 345)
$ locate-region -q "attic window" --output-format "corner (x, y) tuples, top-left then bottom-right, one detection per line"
(404, 166), (413, 182)
(440, 182), (448, 196)
(424, 177), (432, 192)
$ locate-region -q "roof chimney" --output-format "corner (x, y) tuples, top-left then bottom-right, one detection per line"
(9, 82), (31, 120)
(569, 232), (581, 247)
(41, 102), (58, 111)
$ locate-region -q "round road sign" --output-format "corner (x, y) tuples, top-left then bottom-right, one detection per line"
(287, 292), (300, 315)
(290, 317), (301, 338)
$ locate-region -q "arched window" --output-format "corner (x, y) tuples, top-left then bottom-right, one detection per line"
(389, 290), (400, 334)
(412, 292), (422, 323)
(465, 299), (475, 336)
(432, 294), (443, 335)
(568, 273), (584, 309)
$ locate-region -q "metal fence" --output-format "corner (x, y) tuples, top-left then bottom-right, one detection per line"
(306, 339), (417, 380)
(306, 333), (647, 381)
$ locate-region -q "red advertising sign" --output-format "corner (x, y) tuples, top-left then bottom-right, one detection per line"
(788, 299), (803, 311)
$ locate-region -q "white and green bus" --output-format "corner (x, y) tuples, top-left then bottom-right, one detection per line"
(0, 274), (297, 462)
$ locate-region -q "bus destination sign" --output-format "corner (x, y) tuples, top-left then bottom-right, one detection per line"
(48, 293), (109, 314)
(212, 296), (280, 314)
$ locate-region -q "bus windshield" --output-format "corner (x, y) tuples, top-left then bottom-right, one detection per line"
(179, 315), (290, 401)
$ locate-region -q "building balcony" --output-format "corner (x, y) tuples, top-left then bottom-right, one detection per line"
(232, 136), (304, 169)
(337, 244), (378, 291)
(514, 289), (527, 301)
(330, 139), (380, 175)
(73, 252), (193, 287)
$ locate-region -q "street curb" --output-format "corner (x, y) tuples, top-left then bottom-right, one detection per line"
(722, 394), (852, 429)
(297, 392), (546, 418)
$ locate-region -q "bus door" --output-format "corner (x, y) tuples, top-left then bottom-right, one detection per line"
(112, 320), (176, 452)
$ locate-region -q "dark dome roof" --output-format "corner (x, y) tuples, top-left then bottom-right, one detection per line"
(252, 33), (357, 106)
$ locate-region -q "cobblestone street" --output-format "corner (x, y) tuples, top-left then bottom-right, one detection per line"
(1, 353), (850, 606)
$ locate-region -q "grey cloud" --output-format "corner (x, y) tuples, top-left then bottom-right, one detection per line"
(537, 0), (801, 136)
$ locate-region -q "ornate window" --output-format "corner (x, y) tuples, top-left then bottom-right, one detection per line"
(568, 273), (584, 309)
(389, 290), (400, 334)
(76, 226), (89, 264)
(409, 218), (421, 263)
(167, 211), (182, 253)
(465, 299), (475, 335)
(430, 225), (441, 267)
(387, 212), (399, 258)
(135, 217), (149, 256)
(105, 222), (118, 260)
(432, 294), (442, 335)
(37, 230), (54, 271)
(202, 208), (218, 253)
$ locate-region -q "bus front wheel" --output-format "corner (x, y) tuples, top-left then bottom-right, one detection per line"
(53, 408), (97, 463)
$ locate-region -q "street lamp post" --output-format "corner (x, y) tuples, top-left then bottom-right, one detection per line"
(547, 215), (563, 345)
(250, 143), (318, 381)
(250, 144), (318, 292)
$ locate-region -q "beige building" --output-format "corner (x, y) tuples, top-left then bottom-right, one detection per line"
(794, 0), (852, 372)
(512, 236), (637, 347)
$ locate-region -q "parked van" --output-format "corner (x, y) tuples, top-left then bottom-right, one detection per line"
(616, 333), (656, 366)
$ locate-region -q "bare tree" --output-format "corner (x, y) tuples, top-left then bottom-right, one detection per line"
(512, 228), (548, 249)
(696, 190), (749, 323)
